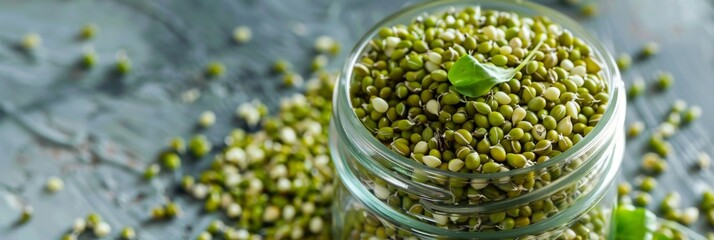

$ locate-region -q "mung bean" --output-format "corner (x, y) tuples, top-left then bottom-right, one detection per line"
(641, 42), (659, 57)
(233, 26), (252, 44)
(46, 176), (64, 193)
(21, 33), (41, 50)
(616, 53), (632, 71)
(79, 23), (98, 40)
(205, 62), (225, 78)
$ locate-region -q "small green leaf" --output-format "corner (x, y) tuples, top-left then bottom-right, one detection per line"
(614, 206), (658, 240)
(653, 232), (673, 240)
(448, 39), (544, 98)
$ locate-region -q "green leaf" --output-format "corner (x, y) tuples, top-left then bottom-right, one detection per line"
(614, 206), (658, 240)
(653, 232), (673, 240)
(448, 39), (544, 98)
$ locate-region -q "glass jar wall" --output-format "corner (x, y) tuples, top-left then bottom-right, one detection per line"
(330, 0), (625, 239)
(331, 136), (621, 239)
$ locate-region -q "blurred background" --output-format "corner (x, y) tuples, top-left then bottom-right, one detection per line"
(0, 0), (713, 239)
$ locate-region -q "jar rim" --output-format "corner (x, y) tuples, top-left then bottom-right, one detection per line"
(333, 0), (625, 179)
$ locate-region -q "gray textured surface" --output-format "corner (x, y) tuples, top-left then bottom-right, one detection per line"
(0, 0), (713, 239)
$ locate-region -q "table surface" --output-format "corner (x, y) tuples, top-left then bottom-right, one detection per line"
(1, 0), (713, 239)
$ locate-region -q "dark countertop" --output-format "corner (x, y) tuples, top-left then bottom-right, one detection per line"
(0, 0), (712, 239)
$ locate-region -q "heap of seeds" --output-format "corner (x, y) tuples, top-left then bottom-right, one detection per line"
(351, 7), (609, 174)
(177, 72), (336, 239)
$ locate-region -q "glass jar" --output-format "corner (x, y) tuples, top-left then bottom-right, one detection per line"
(330, 0), (626, 239)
